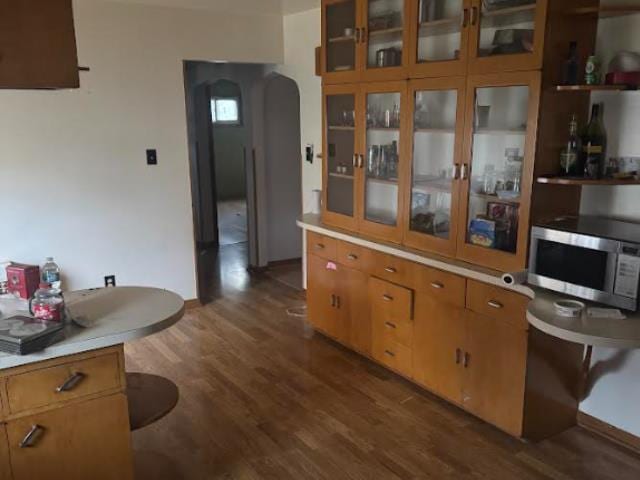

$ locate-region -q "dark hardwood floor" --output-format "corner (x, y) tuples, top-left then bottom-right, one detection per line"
(127, 247), (640, 479)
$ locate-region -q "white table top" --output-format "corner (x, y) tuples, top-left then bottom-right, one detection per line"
(299, 214), (640, 349)
(0, 287), (185, 369)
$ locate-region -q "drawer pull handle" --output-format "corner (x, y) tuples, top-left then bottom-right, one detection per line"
(336, 296), (341, 309)
(487, 300), (503, 309)
(463, 352), (470, 368)
(430, 282), (444, 289)
(314, 243), (325, 250)
(56, 372), (86, 393)
(382, 294), (394, 302)
(385, 321), (397, 329)
(331, 294), (336, 307)
(20, 425), (44, 448)
(455, 348), (462, 365)
(347, 254), (358, 261)
(384, 267), (397, 273)
(384, 350), (395, 358)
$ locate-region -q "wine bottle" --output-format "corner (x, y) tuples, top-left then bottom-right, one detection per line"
(559, 114), (581, 176)
(582, 104), (606, 179)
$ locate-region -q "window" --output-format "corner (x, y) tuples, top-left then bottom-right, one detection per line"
(211, 97), (241, 125)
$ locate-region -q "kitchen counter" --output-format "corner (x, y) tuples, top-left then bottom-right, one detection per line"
(298, 214), (640, 349)
(0, 286), (184, 369)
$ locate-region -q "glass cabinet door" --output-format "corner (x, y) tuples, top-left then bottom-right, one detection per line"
(323, 89), (359, 229)
(468, 0), (545, 73)
(323, 0), (359, 82)
(362, 0), (409, 79)
(404, 78), (464, 255)
(358, 86), (406, 241)
(459, 72), (540, 271)
(411, 0), (469, 77)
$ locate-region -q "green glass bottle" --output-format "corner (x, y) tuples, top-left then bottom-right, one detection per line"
(582, 104), (606, 179)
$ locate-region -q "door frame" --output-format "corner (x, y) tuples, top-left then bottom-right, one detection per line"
(456, 70), (541, 272)
(402, 76), (467, 258)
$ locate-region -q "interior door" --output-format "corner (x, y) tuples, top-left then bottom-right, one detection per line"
(322, 84), (361, 231)
(402, 76), (466, 257)
(361, 0), (411, 81)
(462, 311), (527, 436)
(307, 253), (340, 337)
(357, 81), (409, 243)
(322, 0), (362, 84)
(408, 0), (471, 78)
(456, 71), (540, 272)
(7, 394), (133, 480)
(467, 0), (547, 75)
(339, 266), (371, 354)
(413, 293), (465, 403)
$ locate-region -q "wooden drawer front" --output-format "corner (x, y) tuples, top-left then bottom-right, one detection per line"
(369, 277), (413, 322)
(307, 231), (337, 261)
(6, 353), (122, 414)
(414, 265), (466, 308)
(337, 241), (365, 271)
(373, 336), (413, 378)
(364, 249), (414, 287)
(466, 280), (529, 330)
(373, 312), (413, 349)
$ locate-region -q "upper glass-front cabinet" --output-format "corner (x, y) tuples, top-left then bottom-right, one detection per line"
(322, 0), (361, 83)
(467, 0), (546, 73)
(457, 71), (540, 272)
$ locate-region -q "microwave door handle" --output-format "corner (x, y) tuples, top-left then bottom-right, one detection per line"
(604, 252), (619, 294)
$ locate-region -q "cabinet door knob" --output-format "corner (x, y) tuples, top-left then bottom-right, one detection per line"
(385, 321), (397, 329)
(20, 425), (44, 448)
(461, 8), (469, 28)
(460, 164), (469, 180)
(487, 300), (503, 309)
(463, 352), (470, 368)
(347, 253), (358, 261)
(352, 154), (358, 167)
(331, 294), (336, 307)
(360, 26), (367, 43)
(430, 282), (444, 290)
(315, 243), (325, 250)
(355, 27), (361, 43)
(382, 294), (394, 302)
(384, 350), (395, 358)
(384, 266), (397, 273)
(455, 348), (462, 365)
(471, 6), (479, 26)
(452, 163), (461, 180)
(336, 296), (341, 309)
(56, 372), (86, 393)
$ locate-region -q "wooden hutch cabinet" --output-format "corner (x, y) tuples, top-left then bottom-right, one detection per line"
(311, 0), (601, 439)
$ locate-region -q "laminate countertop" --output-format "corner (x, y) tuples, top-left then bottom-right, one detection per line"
(0, 286), (185, 369)
(298, 214), (640, 349)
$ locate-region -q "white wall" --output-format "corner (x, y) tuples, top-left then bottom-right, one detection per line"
(275, 8), (323, 213)
(0, 0), (283, 299)
(578, 13), (640, 437)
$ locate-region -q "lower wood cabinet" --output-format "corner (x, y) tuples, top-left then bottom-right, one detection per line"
(306, 231), (583, 440)
(0, 424), (10, 480)
(6, 394), (133, 480)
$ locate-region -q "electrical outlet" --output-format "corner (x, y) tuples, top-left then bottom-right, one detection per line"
(104, 275), (116, 287)
(146, 149), (157, 165)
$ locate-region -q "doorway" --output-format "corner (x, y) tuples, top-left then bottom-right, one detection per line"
(184, 62), (303, 303)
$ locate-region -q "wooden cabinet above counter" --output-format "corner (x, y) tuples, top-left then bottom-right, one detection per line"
(0, 0), (80, 89)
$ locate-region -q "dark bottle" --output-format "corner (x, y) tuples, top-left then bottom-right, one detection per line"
(582, 104), (607, 179)
(561, 41), (579, 85)
(560, 114), (582, 176)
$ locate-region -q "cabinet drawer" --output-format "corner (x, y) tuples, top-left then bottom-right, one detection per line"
(363, 249), (414, 286)
(466, 280), (529, 330)
(6, 353), (122, 414)
(414, 265), (466, 308)
(373, 314), (413, 349)
(337, 241), (365, 271)
(307, 231), (337, 261)
(369, 277), (413, 322)
(373, 336), (413, 378)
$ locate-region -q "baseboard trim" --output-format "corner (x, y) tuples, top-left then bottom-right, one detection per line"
(577, 412), (640, 454)
(185, 299), (202, 310)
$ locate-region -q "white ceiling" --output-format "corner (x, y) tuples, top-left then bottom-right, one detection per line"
(82, 0), (320, 15)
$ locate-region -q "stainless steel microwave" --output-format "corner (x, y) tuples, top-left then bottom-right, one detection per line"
(528, 217), (640, 311)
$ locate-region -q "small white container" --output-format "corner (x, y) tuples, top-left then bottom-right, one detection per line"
(554, 300), (585, 318)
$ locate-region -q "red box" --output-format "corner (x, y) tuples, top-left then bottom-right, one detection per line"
(6, 264), (40, 299)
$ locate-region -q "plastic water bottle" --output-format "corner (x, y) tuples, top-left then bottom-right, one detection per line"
(41, 258), (62, 291)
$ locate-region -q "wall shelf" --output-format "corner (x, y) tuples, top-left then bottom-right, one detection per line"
(567, 5), (640, 18)
(556, 84), (637, 92)
(329, 172), (354, 180)
(328, 35), (356, 44)
(537, 176), (640, 186)
(418, 17), (461, 37)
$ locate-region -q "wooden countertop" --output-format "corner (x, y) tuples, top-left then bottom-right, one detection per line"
(299, 214), (640, 349)
(0, 286), (185, 369)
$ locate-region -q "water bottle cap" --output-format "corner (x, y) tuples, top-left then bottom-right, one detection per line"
(39, 282), (52, 289)
(46, 257), (54, 262)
